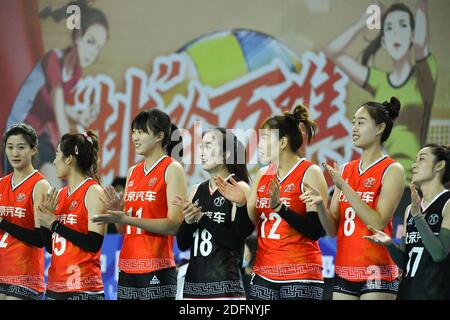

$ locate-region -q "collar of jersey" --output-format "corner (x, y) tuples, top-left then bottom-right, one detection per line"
(421, 189), (450, 212)
(276, 158), (304, 183)
(357, 155), (387, 175)
(67, 177), (92, 197)
(11, 170), (38, 191)
(144, 155), (168, 176)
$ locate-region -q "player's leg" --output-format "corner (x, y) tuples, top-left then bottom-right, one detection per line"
(333, 292), (360, 300)
(360, 292), (396, 300)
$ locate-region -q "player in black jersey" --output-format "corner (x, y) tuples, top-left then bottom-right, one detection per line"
(175, 128), (254, 299)
(365, 144), (450, 299)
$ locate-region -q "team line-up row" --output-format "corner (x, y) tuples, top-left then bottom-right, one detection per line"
(0, 97), (449, 300)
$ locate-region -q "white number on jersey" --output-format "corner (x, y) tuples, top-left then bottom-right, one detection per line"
(0, 232), (8, 248)
(193, 229), (213, 257)
(52, 233), (67, 256)
(126, 207), (143, 235)
(406, 247), (424, 278)
(343, 207), (356, 236)
(260, 212), (281, 240)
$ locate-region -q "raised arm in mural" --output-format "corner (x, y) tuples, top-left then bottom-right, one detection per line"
(324, 0), (434, 186)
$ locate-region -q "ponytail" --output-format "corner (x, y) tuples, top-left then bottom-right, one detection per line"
(363, 96), (401, 143)
(261, 103), (317, 152)
(292, 104), (317, 144)
(60, 130), (100, 182)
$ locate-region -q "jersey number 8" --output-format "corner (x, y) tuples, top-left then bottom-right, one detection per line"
(344, 207), (356, 236)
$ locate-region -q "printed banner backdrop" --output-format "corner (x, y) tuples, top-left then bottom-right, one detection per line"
(2, 0), (450, 300)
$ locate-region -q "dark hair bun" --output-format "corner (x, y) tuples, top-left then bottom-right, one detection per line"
(383, 96), (401, 120)
(292, 104), (310, 125)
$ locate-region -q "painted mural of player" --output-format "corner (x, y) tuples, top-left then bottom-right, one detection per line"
(324, 0), (435, 185)
(5, 0), (108, 188)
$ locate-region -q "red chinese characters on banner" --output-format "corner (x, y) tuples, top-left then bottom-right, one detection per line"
(70, 52), (356, 187)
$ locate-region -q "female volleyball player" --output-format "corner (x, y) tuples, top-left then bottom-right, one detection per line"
(302, 97), (405, 300)
(92, 109), (187, 300)
(217, 105), (328, 300)
(0, 123), (50, 300)
(175, 128), (253, 299)
(38, 131), (106, 300)
(365, 144), (450, 299)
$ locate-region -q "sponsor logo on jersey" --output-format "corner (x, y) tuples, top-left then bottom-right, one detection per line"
(214, 196), (225, 207)
(148, 177), (157, 187)
(428, 214), (439, 226)
(407, 216), (414, 226)
(284, 183), (295, 193)
(258, 185), (266, 193)
(69, 201), (78, 211)
(149, 275), (160, 285)
(16, 193), (26, 202)
(128, 180), (134, 187)
(363, 177), (376, 188)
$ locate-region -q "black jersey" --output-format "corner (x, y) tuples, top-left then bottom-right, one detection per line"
(183, 178), (245, 299)
(397, 190), (450, 300)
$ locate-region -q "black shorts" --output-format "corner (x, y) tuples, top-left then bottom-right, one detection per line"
(118, 267), (177, 300)
(0, 283), (43, 300)
(248, 273), (324, 300)
(333, 274), (399, 297)
(45, 290), (105, 300)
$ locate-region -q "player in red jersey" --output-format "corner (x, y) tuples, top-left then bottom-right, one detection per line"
(302, 97), (405, 300)
(216, 105), (329, 300)
(92, 109), (187, 300)
(37, 131), (107, 300)
(0, 123), (50, 300)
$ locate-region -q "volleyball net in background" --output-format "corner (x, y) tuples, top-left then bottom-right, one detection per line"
(427, 120), (450, 145)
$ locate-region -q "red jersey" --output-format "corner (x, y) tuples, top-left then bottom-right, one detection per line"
(253, 160), (323, 281)
(119, 156), (176, 274)
(0, 171), (45, 292)
(335, 155), (398, 281)
(47, 178), (103, 292)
